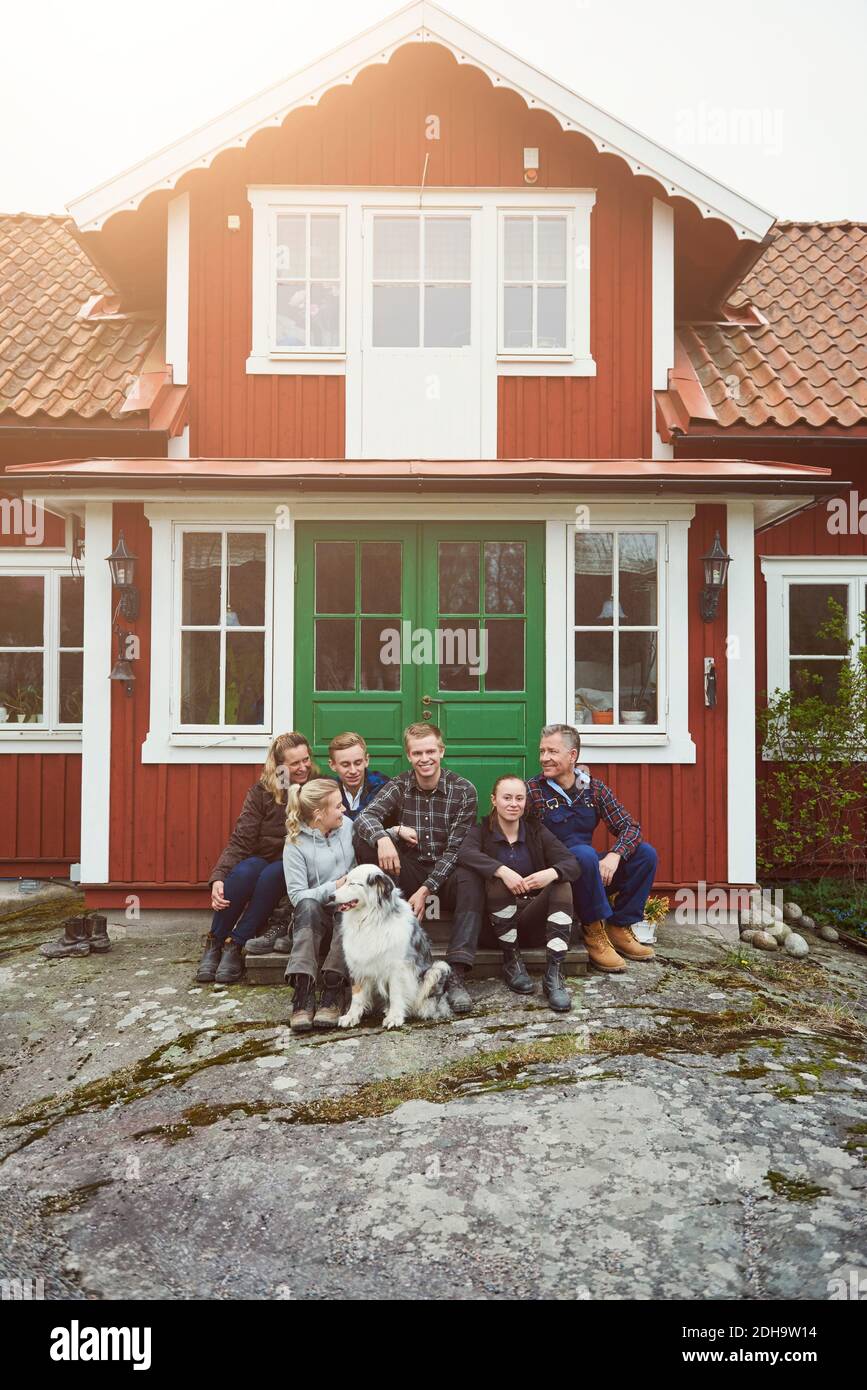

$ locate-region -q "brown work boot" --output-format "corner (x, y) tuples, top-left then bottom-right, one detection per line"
(607, 925), (656, 962)
(290, 974), (315, 1033)
(313, 973), (344, 1030)
(582, 919), (626, 973)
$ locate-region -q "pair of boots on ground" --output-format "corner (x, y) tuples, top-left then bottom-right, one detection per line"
(494, 919), (654, 1011)
(41, 914), (111, 959)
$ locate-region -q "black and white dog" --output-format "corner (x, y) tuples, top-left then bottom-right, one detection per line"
(332, 864), (452, 1030)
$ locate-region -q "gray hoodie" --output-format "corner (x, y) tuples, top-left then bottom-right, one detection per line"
(283, 816), (356, 907)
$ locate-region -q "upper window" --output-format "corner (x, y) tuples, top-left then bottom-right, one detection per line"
(0, 570), (83, 731)
(500, 213), (569, 354)
(370, 214), (472, 349)
(573, 527), (665, 732)
(174, 526), (272, 732)
(273, 209), (344, 353)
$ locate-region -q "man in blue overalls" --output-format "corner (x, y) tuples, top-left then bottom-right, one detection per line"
(525, 723), (657, 973)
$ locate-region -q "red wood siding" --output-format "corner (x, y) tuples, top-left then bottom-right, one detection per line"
(0, 752), (81, 875)
(186, 43), (654, 461)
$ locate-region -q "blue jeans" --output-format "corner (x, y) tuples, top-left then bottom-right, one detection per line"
(569, 842), (658, 928)
(210, 857), (287, 945)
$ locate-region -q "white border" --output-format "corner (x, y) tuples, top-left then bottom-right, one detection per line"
(760, 554), (867, 700)
(67, 1), (775, 240)
(166, 193), (190, 388)
(651, 197), (674, 461)
(79, 504), (113, 882)
(726, 501), (756, 883)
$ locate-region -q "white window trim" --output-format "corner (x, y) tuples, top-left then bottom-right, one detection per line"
(269, 206), (346, 357)
(761, 555), (867, 708)
(0, 549), (83, 753)
(142, 504), (293, 764)
(498, 210), (573, 359)
(247, 188), (596, 395)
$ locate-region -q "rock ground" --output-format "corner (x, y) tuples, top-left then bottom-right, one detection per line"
(0, 903), (865, 1301)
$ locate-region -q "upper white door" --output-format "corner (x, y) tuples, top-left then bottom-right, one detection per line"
(361, 209), (482, 459)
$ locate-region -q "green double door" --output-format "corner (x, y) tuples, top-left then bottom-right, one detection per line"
(294, 522), (544, 800)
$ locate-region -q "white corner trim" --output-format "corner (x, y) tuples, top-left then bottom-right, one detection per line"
(545, 519), (568, 726)
(726, 501), (757, 882)
(67, 2), (775, 240)
(651, 197), (674, 461)
(79, 503), (113, 882)
(166, 193), (190, 388)
(167, 425), (190, 460)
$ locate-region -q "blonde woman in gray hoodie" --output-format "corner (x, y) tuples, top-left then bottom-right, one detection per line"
(283, 778), (356, 1033)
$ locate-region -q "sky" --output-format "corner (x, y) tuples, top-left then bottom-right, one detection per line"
(2, 0), (865, 220)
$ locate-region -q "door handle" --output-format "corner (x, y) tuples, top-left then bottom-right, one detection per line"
(422, 696), (444, 706)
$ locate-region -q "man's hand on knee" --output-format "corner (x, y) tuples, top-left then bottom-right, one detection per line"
(377, 836), (401, 876)
(407, 886), (429, 920)
(598, 852), (621, 887)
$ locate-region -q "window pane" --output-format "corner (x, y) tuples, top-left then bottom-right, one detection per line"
(789, 585), (849, 655)
(439, 542), (479, 613)
(425, 217), (470, 280)
(360, 542), (401, 613)
(485, 619), (525, 691)
(227, 533), (266, 626)
(361, 619), (400, 691)
(619, 533), (658, 625)
(574, 532), (614, 626)
(575, 631), (614, 722)
(276, 284), (306, 348)
(181, 533), (221, 625)
(439, 622), (480, 692)
(373, 217), (419, 279)
(424, 285), (470, 347)
(0, 652), (43, 722)
(372, 285), (419, 347)
(180, 632), (220, 723)
(59, 651), (83, 723)
(310, 282), (340, 348)
(315, 619), (355, 691)
(310, 215), (339, 278)
(315, 542), (355, 613)
(537, 218), (567, 279)
(504, 217), (533, 280)
(0, 576), (43, 647)
(537, 286), (567, 349)
(620, 632), (658, 722)
(790, 659), (846, 705)
(484, 541), (525, 613)
(225, 632), (265, 725)
(503, 286), (532, 349)
(60, 576), (84, 647)
(276, 216), (306, 278)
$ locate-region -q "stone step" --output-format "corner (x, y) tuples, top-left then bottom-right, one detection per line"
(243, 942), (588, 987)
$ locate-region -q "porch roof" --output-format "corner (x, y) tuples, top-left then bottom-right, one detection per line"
(5, 454), (846, 497)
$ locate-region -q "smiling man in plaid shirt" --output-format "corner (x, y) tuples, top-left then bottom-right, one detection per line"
(525, 723), (658, 973)
(353, 723), (482, 1013)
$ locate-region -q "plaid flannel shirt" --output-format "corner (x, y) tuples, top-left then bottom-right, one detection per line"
(354, 768), (478, 893)
(524, 773), (642, 861)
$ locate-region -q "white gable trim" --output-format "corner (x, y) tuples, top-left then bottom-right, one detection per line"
(67, 2), (774, 241)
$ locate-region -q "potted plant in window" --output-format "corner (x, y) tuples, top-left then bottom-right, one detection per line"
(622, 634), (656, 725)
(15, 684), (42, 723)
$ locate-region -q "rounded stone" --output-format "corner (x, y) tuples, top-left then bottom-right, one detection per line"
(784, 933), (809, 958)
(740, 909), (765, 928)
(740, 930), (758, 944)
(752, 931), (779, 951)
(783, 901), (803, 922)
(768, 922), (791, 942)
(818, 924), (840, 943)
(799, 915), (816, 932)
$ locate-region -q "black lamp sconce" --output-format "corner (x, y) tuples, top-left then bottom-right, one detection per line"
(106, 531), (140, 621)
(109, 628), (136, 698)
(700, 531), (732, 622)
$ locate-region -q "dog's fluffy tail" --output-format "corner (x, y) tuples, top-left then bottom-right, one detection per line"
(419, 959), (450, 1000)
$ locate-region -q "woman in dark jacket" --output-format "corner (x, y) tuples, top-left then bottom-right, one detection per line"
(458, 775), (581, 1013)
(195, 731), (319, 985)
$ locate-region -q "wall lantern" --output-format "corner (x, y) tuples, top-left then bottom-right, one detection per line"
(106, 531), (140, 620)
(699, 531), (732, 622)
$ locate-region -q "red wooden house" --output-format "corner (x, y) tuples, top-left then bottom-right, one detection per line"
(1, 2), (861, 912)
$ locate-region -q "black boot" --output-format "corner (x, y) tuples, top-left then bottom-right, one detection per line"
(88, 914), (112, 954)
(446, 963), (472, 1014)
(40, 916), (91, 959)
(542, 956), (572, 1013)
(290, 974), (316, 1033)
(195, 934), (223, 983)
(502, 946), (534, 995)
(215, 938), (244, 984)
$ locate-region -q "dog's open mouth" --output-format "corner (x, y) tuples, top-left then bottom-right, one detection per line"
(338, 899), (360, 911)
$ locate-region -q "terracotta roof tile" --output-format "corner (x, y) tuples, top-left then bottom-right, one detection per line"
(0, 213), (160, 421)
(677, 222), (867, 431)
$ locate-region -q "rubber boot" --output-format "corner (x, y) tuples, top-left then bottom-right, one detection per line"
(542, 955), (572, 1013)
(502, 946), (534, 994)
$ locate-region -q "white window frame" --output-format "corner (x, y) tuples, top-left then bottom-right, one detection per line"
(270, 206), (346, 357)
(761, 556), (867, 703)
(498, 210), (572, 358)
(172, 523), (273, 736)
(367, 209), (473, 352)
(0, 551), (83, 752)
(247, 187), (596, 396)
(564, 508), (695, 762)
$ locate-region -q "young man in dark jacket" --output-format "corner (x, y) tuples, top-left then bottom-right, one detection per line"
(458, 775), (581, 1011)
(327, 731), (389, 820)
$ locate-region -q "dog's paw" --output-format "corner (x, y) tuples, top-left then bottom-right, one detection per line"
(382, 1014), (406, 1031)
(338, 1012), (359, 1029)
